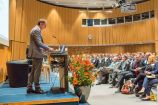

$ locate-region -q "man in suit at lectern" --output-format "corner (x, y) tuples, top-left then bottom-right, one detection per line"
(27, 19), (53, 94)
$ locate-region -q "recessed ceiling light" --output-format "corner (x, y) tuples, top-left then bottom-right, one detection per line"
(105, 10), (113, 13)
(54, 0), (59, 4)
(79, 10), (86, 13)
(89, 10), (102, 13)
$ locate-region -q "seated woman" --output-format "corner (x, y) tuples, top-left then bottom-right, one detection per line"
(134, 55), (155, 97)
(138, 60), (158, 101)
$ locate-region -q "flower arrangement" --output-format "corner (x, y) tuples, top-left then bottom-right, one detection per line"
(69, 56), (96, 87)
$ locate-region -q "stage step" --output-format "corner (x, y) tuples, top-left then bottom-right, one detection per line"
(0, 83), (79, 105)
(0, 92), (79, 105)
(0, 74), (89, 105)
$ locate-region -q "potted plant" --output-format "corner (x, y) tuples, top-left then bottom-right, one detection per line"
(69, 56), (96, 103)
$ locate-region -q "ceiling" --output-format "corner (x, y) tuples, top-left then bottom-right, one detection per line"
(38, 0), (149, 9)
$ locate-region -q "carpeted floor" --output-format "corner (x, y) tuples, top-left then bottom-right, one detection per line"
(0, 72), (80, 105)
(87, 84), (157, 105)
(1, 72), (157, 105)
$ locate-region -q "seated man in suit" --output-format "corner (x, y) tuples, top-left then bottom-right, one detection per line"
(97, 56), (120, 85)
(27, 19), (53, 94)
(112, 55), (130, 91)
(115, 54), (146, 93)
(104, 54), (112, 67)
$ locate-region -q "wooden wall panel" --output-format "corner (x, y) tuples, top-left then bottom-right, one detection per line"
(0, 0), (27, 82)
(68, 44), (155, 55)
(9, 0), (16, 40)
(14, 0), (23, 41)
(19, 0), (155, 47)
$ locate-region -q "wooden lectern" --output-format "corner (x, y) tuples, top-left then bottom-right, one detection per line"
(49, 52), (69, 93)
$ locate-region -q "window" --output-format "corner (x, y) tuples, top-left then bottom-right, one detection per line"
(150, 10), (154, 18)
(81, 10), (153, 27)
(133, 14), (141, 21)
(108, 18), (116, 24)
(141, 12), (149, 19)
(101, 19), (107, 25)
(117, 17), (124, 24)
(87, 19), (93, 26)
(82, 19), (87, 26)
(125, 15), (132, 22)
(94, 19), (100, 26)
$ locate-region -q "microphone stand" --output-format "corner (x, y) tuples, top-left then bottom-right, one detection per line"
(50, 35), (66, 94)
(52, 36), (61, 46)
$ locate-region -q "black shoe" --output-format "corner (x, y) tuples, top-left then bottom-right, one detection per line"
(35, 88), (45, 94)
(27, 88), (35, 94)
(139, 94), (146, 99)
(96, 82), (101, 85)
(142, 97), (150, 101)
(109, 86), (115, 88)
(135, 93), (140, 97)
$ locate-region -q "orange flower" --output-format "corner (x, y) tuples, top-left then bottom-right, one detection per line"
(73, 73), (77, 77)
(85, 67), (89, 71)
(79, 60), (84, 65)
(90, 64), (94, 68)
(69, 56), (95, 86)
(69, 65), (75, 71)
(84, 72), (89, 76)
(85, 60), (91, 65)
(73, 78), (78, 85)
(75, 57), (82, 62)
(90, 75), (96, 82)
(76, 66), (81, 71)
(84, 72), (90, 78)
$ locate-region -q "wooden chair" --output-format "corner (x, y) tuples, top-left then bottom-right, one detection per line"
(42, 55), (52, 83)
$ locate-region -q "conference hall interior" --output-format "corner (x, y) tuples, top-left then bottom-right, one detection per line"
(0, 0), (158, 105)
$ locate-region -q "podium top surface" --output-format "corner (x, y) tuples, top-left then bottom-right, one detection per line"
(50, 52), (68, 56)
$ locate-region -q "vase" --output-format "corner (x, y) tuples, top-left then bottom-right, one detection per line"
(74, 86), (91, 103)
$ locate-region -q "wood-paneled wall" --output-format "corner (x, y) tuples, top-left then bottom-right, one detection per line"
(68, 44), (155, 55)
(21, 0), (154, 46)
(0, 0), (156, 82)
(0, 0), (27, 82)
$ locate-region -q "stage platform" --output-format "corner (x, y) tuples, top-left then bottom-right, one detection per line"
(0, 73), (89, 105)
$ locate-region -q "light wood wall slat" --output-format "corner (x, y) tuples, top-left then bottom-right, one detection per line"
(9, 0), (16, 40)
(14, 0), (23, 41)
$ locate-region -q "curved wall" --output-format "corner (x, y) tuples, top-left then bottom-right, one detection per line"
(20, 0), (155, 54)
(22, 0), (154, 46)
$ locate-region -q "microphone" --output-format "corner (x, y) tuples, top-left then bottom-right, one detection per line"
(52, 35), (60, 45)
(52, 35), (66, 53)
(52, 36), (56, 38)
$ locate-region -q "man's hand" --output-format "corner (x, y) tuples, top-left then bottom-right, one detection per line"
(134, 68), (139, 72)
(48, 47), (54, 52)
(145, 71), (151, 75)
